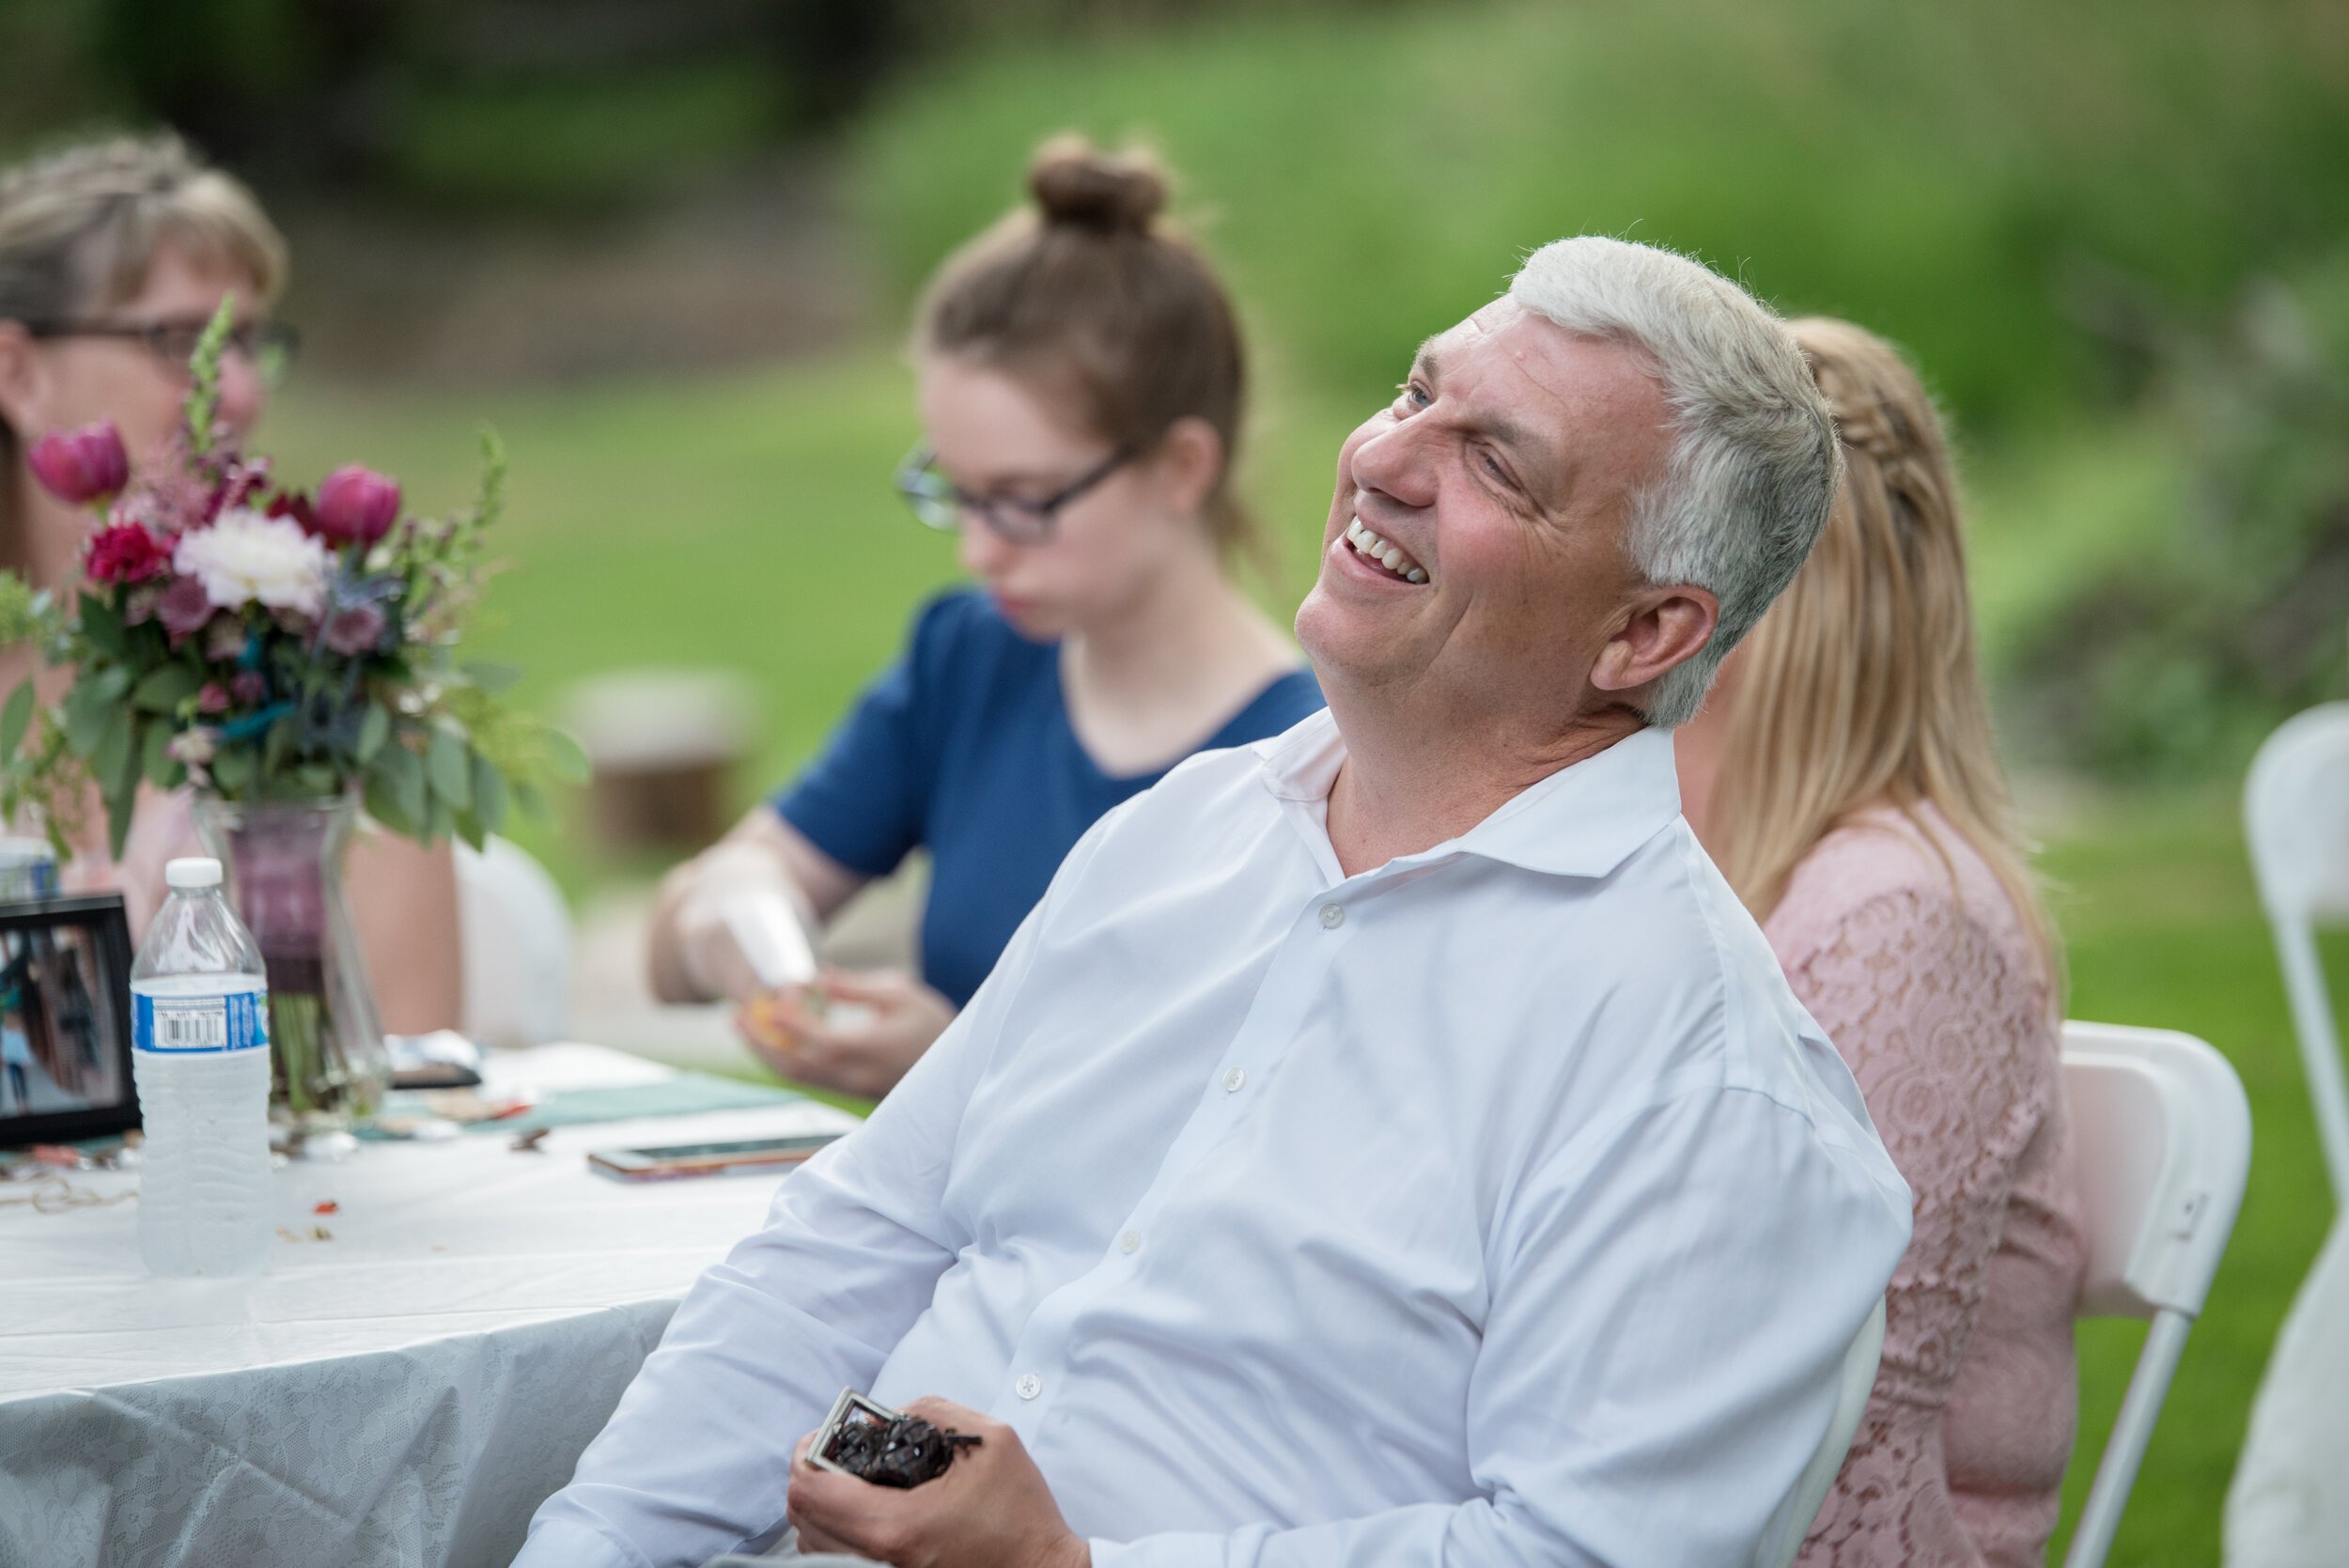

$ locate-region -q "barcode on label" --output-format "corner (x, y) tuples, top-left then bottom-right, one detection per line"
(134, 991), (268, 1053)
(157, 1006), (228, 1048)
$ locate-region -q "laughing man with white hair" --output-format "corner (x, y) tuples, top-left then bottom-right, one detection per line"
(514, 237), (1912, 1568)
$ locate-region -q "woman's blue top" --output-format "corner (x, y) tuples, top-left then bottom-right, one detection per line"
(772, 590), (1325, 1009)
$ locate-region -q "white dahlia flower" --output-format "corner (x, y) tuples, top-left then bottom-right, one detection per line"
(174, 507), (330, 619)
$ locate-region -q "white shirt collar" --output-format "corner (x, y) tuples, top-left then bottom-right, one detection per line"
(1252, 706), (1685, 881)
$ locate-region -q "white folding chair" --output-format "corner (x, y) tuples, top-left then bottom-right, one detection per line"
(455, 835), (575, 1047)
(2243, 702), (2349, 1207)
(2061, 1021), (2253, 1568)
(1757, 1297), (1886, 1568)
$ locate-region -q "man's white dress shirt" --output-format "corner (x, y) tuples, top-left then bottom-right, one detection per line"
(519, 711), (1911, 1568)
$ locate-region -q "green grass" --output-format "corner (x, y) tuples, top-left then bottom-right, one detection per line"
(850, 0), (2349, 432)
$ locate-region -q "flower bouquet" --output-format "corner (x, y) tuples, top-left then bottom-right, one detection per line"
(0, 302), (585, 1139)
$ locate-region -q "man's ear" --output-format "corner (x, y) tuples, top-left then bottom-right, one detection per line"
(1591, 583), (1719, 697)
(1145, 416), (1226, 519)
(0, 321), (48, 439)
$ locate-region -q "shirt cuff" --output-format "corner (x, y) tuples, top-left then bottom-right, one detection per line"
(1088, 1532), (1233, 1568)
(508, 1514), (658, 1568)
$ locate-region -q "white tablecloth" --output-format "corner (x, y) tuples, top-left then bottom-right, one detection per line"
(0, 1045), (858, 1568)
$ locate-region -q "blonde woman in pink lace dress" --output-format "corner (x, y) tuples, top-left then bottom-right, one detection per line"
(1676, 318), (2086, 1568)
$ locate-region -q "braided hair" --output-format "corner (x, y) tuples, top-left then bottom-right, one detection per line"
(1703, 317), (2060, 997)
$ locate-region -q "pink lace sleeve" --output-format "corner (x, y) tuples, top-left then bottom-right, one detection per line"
(1785, 882), (2053, 1568)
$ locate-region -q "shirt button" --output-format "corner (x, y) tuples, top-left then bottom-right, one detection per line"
(1118, 1229), (1143, 1255)
(1016, 1374), (1042, 1400)
(1222, 1067), (1247, 1094)
(1318, 902), (1346, 929)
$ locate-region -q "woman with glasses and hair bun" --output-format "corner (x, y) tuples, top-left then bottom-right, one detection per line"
(0, 132), (461, 1032)
(650, 136), (1321, 1099)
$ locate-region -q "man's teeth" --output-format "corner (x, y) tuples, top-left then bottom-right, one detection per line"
(1344, 519), (1429, 584)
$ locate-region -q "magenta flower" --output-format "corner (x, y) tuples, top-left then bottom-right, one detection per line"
(196, 682), (230, 714)
(231, 670), (267, 706)
(319, 601), (387, 656)
(27, 421), (130, 506)
(84, 522), (171, 584)
(312, 465), (401, 547)
(154, 576), (216, 645)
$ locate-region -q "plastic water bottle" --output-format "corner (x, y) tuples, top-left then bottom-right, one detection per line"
(131, 857), (273, 1277)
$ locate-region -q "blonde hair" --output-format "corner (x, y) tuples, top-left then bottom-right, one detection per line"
(0, 133), (287, 554)
(1707, 317), (2059, 987)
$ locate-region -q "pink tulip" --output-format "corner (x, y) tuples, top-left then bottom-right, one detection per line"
(27, 420), (130, 506)
(311, 465), (401, 547)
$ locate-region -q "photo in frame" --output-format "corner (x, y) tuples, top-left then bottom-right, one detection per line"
(0, 894), (138, 1147)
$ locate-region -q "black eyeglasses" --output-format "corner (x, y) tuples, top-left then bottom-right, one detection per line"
(24, 316), (300, 385)
(894, 442), (1132, 546)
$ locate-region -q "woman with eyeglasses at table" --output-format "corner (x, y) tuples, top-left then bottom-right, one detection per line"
(1674, 318), (2083, 1568)
(0, 133), (462, 1032)
(647, 137), (1322, 1100)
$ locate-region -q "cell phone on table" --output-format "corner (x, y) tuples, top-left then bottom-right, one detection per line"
(586, 1132), (844, 1182)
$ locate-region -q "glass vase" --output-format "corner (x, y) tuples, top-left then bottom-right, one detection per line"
(193, 796), (388, 1155)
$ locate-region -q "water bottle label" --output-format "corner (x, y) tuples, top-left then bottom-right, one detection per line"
(133, 991), (270, 1053)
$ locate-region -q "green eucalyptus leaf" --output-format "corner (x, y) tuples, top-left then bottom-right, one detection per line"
(63, 682), (111, 756)
(511, 780), (551, 823)
(363, 769), (418, 838)
(132, 664), (203, 714)
(427, 728), (472, 811)
(295, 762), (337, 797)
(103, 777), (137, 861)
(211, 747), (257, 797)
(539, 724), (591, 786)
(78, 594), (126, 658)
(91, 707), (132, 787)
(0, 681), (34, 759)
(263, 714), (299, 777)
(471, 752), (508, 835)
(373, 742), (428, 829)
(88, 665), (132, 704)
(141, 720), (179, 790)
(452, 807), (488, 853)
(354, 703), (391, 764)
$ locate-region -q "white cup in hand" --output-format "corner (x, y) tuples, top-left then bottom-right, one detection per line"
(720, 892), (819, 993)
(677, 851), (817, 1002)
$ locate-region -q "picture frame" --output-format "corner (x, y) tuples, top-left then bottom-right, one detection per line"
(807, 1388), (900, 1479)
(0, 894), (139, 1148)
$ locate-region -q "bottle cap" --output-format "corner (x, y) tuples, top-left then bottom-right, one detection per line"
(164, 857), (223, 890)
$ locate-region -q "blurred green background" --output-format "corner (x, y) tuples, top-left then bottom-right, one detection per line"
(7, 0), (2348, 1561)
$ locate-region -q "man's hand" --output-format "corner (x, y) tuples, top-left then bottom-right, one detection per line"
(737, 969), (955, 1100)
(786, 1397), (1090, 1568)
